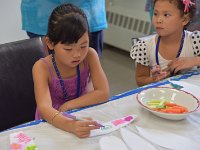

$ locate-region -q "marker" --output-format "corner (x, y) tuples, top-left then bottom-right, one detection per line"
(62, 112), (104, 127)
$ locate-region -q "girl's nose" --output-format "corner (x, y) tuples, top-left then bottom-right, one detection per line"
(157, 16), (163, 23)
(73, 48), (81, 58)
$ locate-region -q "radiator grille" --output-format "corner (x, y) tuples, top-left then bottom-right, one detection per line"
(106, 10), (151, 35)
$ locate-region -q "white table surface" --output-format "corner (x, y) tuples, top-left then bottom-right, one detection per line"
(1, 71), (200, 150)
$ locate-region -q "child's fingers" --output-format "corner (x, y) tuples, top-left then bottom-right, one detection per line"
(84, 121), (98, 126)
(78, 121), (99, 129)
(79, 133), (90, 138)
(75, 130), (90, 138)
(82, 117), (93, 121)
(153, 71), (168, 81)
(150, 66), (161, 74)
(168, 59), (184, 74)
(165, 70), (171, 77)
(79, 125), (99, 132)
(167, 61), (172, 66)
(151, 69), (161, 76)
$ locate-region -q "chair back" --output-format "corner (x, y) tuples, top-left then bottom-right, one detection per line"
(0, 37), (45, 131)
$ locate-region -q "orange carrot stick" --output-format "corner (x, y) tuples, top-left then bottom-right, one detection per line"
(165, 102), (177, 107)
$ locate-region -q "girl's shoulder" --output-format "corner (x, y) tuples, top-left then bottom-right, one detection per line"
(130, 34), (156, 66)
(131, 34), (156, 53)
(32, 56), (52, 83)
(33, 56), (53, 76)
(34, 56), (51, 68)
(33, 56), (46, 67)
(85, 47), (99, 63)
(186, 30), (200, 41)
(88, 47), (98, 55)
(187, 30), (200, 56)
(132, 34), (156, 47)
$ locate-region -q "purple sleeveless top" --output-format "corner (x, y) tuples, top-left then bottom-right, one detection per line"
(35, 58), (90, 120)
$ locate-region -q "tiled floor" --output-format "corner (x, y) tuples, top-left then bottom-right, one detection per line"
(101, 44), (137, 97)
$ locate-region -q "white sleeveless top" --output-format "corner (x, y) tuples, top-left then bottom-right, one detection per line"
(130, 30), (200, 73)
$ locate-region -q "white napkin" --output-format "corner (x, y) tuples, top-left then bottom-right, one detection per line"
(99, 136), (128, 150)
(136, 126), (199, 150)
(169, 80), (200, 98)
(120, 127), (157, 150)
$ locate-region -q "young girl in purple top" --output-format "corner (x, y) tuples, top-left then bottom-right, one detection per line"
(32, 4), (109, 138)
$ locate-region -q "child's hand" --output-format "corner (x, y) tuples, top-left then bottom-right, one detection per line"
(71, 119), (99, 138)
(167, 57), (195, 74)
(150, 65), (168, 82)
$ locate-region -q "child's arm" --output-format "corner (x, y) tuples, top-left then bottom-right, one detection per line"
(136, 63), (168, 87)
(32, 60), (99, 138)
(136, 63), (154, 86)
(59, 48), (109, 112)
(168, 57), (200, 74)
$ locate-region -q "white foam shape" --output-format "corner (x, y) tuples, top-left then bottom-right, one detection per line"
(120, 127), (156, 150)
(90, 115), (137, 137)
(99, 136), (128, 150)
(136, 126), (199, 150)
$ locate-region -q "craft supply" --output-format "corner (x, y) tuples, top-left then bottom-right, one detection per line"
(168, 80), (183, 89)
(169, 80), (200, 98)
(90, 115), (137, 137)
(136, 126), (199, 150)
(10, 131), (38, 150)
(62, 112), (104, 127)
(120, 127), (157, 150)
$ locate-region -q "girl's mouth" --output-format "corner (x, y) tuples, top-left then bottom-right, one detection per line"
(156, 27), (164, 30)
(72, 60), (80, 64)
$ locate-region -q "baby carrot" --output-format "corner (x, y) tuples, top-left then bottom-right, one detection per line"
(165, 108), (182, 113)
(172, 105), (188, 113)
(165, 102), (177, 107)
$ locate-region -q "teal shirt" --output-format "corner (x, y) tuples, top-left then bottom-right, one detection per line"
(21, 0), (107, 35)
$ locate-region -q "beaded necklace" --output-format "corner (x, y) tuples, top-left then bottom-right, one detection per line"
(52, 51), (80, 100)
(155, 30), (185, 65)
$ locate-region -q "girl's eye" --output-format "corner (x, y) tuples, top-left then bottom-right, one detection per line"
(64, 48), (72, 51)
(164, 13), (170, 17)
(153, 12), (157, 16)
(81, 46), (87, 49)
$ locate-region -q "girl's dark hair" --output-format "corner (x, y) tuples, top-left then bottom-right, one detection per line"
(47, 3), (89, 45)
(153, 0), (196, 27)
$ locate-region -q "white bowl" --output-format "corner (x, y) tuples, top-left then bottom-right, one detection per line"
(137, 87), (200, 120)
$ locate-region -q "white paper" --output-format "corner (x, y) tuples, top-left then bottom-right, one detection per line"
(90, 115), (137, 137)
(99, 136), (128, 150)
(136, 126), (199, 150)
(169, 80), (200, 98)
(120, 128), (157, 150)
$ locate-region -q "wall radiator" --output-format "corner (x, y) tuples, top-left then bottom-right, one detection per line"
(104, 1), (152, 52)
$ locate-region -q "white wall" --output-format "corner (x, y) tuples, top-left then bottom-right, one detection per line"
(0, 0), (28, 44)
(105, 0), (150, 51)
(0, 0), (149, 45)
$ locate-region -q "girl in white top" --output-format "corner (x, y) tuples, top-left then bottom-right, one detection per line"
(130, 0), (200, 87)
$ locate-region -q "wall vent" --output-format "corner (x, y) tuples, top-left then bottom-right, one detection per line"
(106, 10), (151, 35)
(104, 9), (151, 52)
